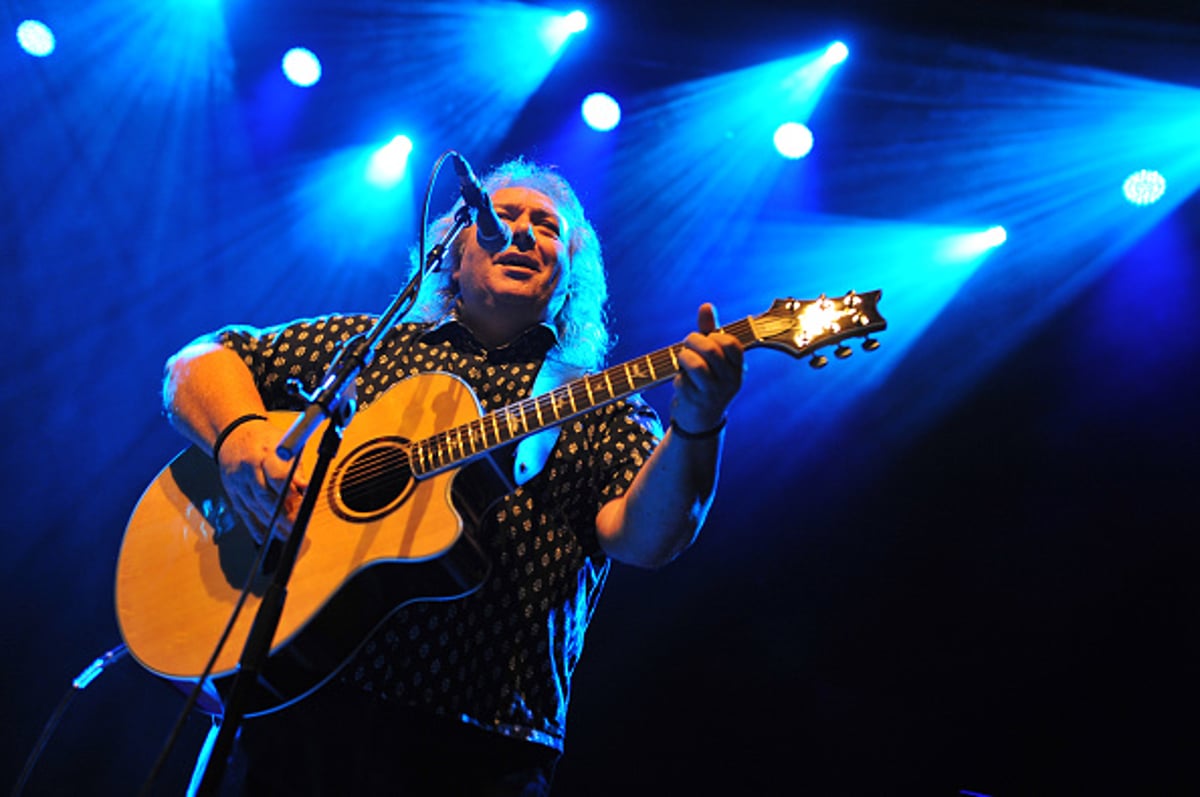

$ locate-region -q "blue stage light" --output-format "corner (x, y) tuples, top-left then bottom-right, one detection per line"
(16, 19), (55, 57)
(824, 41), (849, 65)
(940, 225), (1008, 262)
(1122, 169), (1166, 206)
(582, 92), (621, 132)
(282, 47), (322, 87)
(367, 135), (414, 187)
(542, 10), (588, 54)
(562, 10), (588, 33)
(773, 122), (814, 159)
(981, 225), (1007, 247)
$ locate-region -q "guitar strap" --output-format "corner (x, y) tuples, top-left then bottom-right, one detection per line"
(512, 355), (584, 486)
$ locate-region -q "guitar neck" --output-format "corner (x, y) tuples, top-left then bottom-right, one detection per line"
(409, 316), (758, 477)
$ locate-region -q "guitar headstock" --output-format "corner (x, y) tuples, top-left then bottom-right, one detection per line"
(748, 290), (886, 368)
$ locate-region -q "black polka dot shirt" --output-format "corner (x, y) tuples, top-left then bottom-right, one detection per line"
(214, 313), (662, 751)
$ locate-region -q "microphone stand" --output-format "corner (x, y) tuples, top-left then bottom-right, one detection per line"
(194, 204), (474, 795)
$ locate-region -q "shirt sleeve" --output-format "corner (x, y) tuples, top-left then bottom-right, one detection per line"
(213, 314), (376, 411)
(567, 396), (663, 557)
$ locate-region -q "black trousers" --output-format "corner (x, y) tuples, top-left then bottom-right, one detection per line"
(193, 682), (560, 796)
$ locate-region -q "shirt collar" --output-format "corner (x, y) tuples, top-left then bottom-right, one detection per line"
(419, 305), (558, 357)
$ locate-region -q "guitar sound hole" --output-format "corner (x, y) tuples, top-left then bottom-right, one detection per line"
(330, 437), (414, 521)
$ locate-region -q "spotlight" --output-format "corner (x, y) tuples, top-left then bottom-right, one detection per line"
(561, 10), (588, 34)
(542, 10), (588, 54)
(980, 225), (1007, 247)
(582, 92), (621, 132)
(773, 122), (814, 159)
(367, 135), (414, 187)
(823, 41), (849, 65)
(940, 226), (1008, 262)
(282, 47), (322, 88)
(1122, 169), (1166, 206)
(16, 19), (55, 57)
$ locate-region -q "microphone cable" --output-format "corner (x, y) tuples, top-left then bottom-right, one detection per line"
(10, 643), (129, 796)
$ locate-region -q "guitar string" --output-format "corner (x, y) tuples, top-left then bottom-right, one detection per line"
(273, 318), (777, 522)
(291, 318), (784, 513)
(310, 345), (690, 503)
(226, 312), (882, 535)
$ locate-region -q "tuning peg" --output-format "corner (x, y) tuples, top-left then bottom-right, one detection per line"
(809, 354), (828, 369)
(862, 338), (880, 352)
(835, 345), (853, 359)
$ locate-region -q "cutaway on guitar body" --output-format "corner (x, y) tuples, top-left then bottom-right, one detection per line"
(114, 372), (498, 716)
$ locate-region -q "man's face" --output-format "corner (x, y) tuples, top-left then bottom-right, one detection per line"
(452, 186), (571, 334)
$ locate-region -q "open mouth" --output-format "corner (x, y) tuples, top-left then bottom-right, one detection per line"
(495, 254), (539, 271)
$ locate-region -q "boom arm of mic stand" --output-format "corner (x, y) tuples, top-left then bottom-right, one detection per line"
(274, 204), (474, 462)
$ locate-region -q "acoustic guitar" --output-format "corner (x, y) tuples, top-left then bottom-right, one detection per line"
(115, 292), (886, 716)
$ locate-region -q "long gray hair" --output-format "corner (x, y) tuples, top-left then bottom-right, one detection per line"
(402, 157), (613, 372)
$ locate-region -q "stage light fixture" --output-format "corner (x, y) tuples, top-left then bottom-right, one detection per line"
(939, 225), (1008, 262)
(980, 225), (1007, 247)
(282, 47), (322, 88)
(562, 10), (588, 33)
(1122, 169), (1166, 206)
(367, 135), (414, 187)
(582, 92), (621, 132)
(541, 9), (588, 54)
(16, 19), (55, 57)
(773, 122), (814, 159)
(824, 41), (849, 65)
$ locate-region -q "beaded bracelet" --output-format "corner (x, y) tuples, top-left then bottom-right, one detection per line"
(212, 413), (268, 464)
(669, 416), (727, 440)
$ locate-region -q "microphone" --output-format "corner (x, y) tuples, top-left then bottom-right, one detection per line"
(450, 153), (512, 254)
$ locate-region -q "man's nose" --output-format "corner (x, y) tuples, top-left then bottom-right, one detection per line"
(512, 221), (535, 250)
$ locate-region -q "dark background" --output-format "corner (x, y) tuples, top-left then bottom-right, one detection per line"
(3, 0), (1198, 794)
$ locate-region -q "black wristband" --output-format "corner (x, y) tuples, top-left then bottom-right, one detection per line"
(212, 413), (268, 464)
(669, 416), (727, 440)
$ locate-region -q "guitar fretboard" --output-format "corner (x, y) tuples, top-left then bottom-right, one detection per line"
(408, 317), (757, 477)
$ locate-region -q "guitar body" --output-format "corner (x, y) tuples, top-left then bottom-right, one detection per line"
(114, 372), (499, 716)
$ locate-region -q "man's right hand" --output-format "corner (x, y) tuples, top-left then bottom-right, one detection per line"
(215, 418), (308, 545)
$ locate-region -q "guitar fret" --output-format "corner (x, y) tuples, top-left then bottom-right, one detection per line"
(417, 343), (695, 475)
(405, 308), (814, 475)
(658, 350), (675, 377)
(383, 300), (885, 484)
